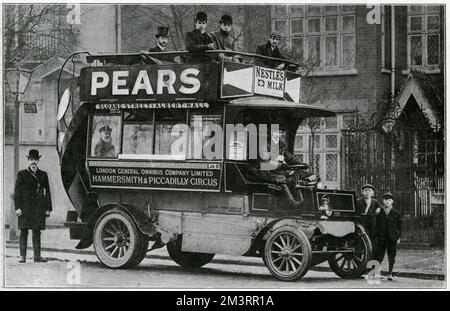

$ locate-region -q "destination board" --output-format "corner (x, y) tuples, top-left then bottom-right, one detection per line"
(88, 160), (222, 191)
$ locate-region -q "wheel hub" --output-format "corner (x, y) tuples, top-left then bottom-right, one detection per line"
(280, 248), (292, 259)
(115, 232), (126, 247)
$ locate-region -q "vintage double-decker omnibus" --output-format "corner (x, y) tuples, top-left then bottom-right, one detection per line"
(57, 50), (372, 281)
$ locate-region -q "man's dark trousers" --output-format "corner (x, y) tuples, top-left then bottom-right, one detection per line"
(19, 229), (41, 259)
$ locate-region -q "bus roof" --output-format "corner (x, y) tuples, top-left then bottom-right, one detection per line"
(228, 97), (336, 118)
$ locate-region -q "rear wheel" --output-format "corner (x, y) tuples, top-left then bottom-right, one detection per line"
(264, 226), (312, 281)
(93, 208), (146, 268)
(167, 237), (215, 268)
(327, 224), (373, 279)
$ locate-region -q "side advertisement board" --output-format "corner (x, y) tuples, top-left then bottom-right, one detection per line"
(88, 160), (222, 191)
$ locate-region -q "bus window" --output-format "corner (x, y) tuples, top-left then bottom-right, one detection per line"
(90, 114), (121, 158)
(122, 110), (154, 155)
(154, 109), (187, 156)
(189, 113), (223, 160)
(228, 130), (248, 161)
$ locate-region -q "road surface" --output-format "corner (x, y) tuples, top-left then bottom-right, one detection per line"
(3, 247), (444, 289)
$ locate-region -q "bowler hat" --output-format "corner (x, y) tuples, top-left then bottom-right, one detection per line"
(220, 14), (233, 24)
(361, 183), (375, 191)
(99, 125), (112, 133)
(155, 26), (169, 38)
(27, 149), (41, 159)
(382, 192), (394, 200)
(195, 11), (207, 22)
(270, 31), (281, 39)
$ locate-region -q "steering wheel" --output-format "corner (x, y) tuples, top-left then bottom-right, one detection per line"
(287, 163), (309, 170)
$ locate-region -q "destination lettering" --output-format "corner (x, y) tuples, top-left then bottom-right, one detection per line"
(89, 163), (222, 191)
(94, 102), (210, 110)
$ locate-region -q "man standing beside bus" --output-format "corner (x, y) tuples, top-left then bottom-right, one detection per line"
(185, 11), (215, 63)
(14, 149), (52, 263)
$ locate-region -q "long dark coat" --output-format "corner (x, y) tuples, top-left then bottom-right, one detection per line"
(255, 42), (285, 68)
(376, 207), (402, 242)
(14, 168), (52, 230)
(185, 29), (213, 63)
(356, 197), (380, 241)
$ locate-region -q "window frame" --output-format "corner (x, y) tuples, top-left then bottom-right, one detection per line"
(272, 5), (356, 70)
(407, 5), (441, 70)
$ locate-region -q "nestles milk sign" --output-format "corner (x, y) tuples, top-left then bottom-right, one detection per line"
(254, 66), (285, 98)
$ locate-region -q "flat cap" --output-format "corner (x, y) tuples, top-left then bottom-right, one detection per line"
(382, 192), (394, 200)
(361, 184), (375, 191)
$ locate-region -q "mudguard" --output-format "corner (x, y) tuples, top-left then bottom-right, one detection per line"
(75, 203), (156, 249)
(259, 217), (317, 241)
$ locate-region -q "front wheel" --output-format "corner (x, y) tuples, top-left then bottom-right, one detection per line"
(264, 226), (312, 281)
(327, 224), (373, 279)
(93, 208), (147, 268)
(167, 237), (215, 268)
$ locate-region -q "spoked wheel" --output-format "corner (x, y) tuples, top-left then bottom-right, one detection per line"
(93, 208), (147, 268)
(167, 237), (215, 268)
(264, 226), (312, 281)
(328, 224), (373, 279)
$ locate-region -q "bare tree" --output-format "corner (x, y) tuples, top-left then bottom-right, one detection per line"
(3, 4), (79, 67)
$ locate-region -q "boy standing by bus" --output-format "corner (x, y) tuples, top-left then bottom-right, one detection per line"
(356, 184), (380, 245)
(376, 192), (402, 281)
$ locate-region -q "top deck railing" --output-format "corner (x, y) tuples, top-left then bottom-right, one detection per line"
(84, 50), (301, 71)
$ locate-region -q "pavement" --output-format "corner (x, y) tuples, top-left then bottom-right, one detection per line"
(3, 227), (446, 281)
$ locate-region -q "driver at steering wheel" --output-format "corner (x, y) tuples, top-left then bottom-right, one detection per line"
(249, 129), (309, 209)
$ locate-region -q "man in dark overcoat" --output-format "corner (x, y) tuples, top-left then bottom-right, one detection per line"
(185, 11), (215, 63)
(356, 184), (380, 245)
(375, 192), (402, 280)
(255, 31), (286, 69)
(208, 14), (240, 62)
(14, 149), (52, 263)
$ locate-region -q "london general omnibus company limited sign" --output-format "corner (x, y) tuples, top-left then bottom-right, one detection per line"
(88, 160), (223, 192)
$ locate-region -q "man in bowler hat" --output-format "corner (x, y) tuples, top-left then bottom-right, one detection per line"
(209, 14), (240, 62)
(255, 31), (286, 69)
(185, 11), (215, 63)
(14, 149), (52, 263)
(376, 192), (402, 280)
(356, 184), (380, 244)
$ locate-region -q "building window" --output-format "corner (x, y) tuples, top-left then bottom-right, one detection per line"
(408, 5), (441, 69)
(294, 116), (343, 188)
(272, 5), (356, 68)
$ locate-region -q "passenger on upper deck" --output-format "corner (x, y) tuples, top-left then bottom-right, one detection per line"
(149, 26), (170, 53)
(255, 31), (286, 70)
(185, 11), (215, 63)
(208, 15), (241, 63)
(148, 26), (182, 64)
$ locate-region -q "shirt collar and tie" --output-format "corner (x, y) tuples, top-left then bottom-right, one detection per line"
(157, 43), (167, 52)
